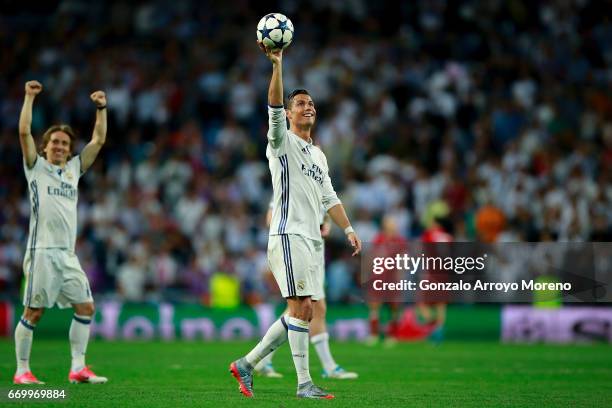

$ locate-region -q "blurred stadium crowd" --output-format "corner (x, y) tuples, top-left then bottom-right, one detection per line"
(0, 1), (610, 304)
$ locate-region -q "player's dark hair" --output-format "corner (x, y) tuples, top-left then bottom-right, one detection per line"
(287, 89), (311, 109)
(39, 124), (76, 160)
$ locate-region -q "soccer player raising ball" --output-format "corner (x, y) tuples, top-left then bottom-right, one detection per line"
(13, 80), (108, 385)
(229, 42), (361, 399)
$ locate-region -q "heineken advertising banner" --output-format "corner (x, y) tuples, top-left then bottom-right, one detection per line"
(1, 301), (499, 341)
(4, 301), (611, 343)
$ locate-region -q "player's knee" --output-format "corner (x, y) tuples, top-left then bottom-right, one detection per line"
(24, 307), (44, 324)
(296, 298), (313, 321)
(305, 304), (314, 322)
(84, 303), (95, 316)
(74, 302), (95, 317)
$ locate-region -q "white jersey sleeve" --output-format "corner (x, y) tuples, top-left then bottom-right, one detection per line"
(71, 155), (83, 178)
(23, 155), (44, 183)
(266, 106), (289, 157)
(319, 153), (341, 211)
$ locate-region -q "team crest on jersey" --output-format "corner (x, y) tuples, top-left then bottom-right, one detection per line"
(65, 171), (73, 181)
(297, 280), (305, 291)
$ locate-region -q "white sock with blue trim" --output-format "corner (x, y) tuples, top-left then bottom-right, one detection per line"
(287, 317), (311, 385)
(70, 314), (91, 372)
(15, 318), (35, 375)
(246, 316), (288, 368)
(311, 332), (337, 373)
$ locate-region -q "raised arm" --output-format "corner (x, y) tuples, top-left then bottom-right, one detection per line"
(258, 42), (283, 107)
(80, 91), (107, 173)
(328, 204), (362, 256)
(19, 81), (42, 168)
(258, 42), (287, 149)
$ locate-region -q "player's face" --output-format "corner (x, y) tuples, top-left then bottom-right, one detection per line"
(287, 94), (316, 128)
(44, 131), (71, 166)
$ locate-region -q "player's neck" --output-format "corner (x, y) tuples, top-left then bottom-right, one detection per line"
(46, 157), (67, 169)
(290, 125), (313, 144)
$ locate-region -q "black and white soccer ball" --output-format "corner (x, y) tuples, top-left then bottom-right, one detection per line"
(257, 13), (294, 50)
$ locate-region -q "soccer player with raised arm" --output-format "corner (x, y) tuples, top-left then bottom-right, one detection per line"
(13, 80), (108, 385)
(229, 44), (361, 399)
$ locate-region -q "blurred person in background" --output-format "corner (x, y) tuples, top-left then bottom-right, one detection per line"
(116, 243), (149, 302)
(367, 214), (409, 346)
(416, 201), (454, 344)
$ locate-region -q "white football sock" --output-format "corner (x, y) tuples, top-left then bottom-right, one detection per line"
(254, 350), (276, 371)
(287, 317), (311, 385)
(69, 314), (91, 372)
(311, 332), (337, 373)
(246, 316), (288, 367)
(15, 318), (35, 375)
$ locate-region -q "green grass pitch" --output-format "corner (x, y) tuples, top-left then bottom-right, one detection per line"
(1, 340), (610, 407)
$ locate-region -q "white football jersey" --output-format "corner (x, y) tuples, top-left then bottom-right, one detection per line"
(266, 106), (341, 241)
(23, 155), (82, 250)
(269, 200), (326, 228)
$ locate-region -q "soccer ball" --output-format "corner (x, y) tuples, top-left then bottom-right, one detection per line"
(257, 13), (294, 50)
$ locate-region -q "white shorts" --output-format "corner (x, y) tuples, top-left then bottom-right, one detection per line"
(268, 234), (324, 300)
(314, 240), (325, 300)
(23, 248), (93, 309)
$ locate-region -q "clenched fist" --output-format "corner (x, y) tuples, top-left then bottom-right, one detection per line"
(25, 81), (43, 96)
(90, 91), (106, 108)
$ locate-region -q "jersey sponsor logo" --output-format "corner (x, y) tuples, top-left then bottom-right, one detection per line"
(300, 163), (323, 185)
(47, 181), (77, 200)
